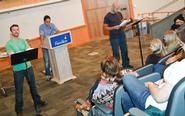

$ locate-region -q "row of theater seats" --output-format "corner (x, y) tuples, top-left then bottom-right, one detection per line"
(93, 26), (185, 116)
(95, 72), (185, 116)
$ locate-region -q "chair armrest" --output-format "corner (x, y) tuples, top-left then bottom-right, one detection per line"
(114, 85), (125, 116)
(95, 103), (113, 114)
(158, 52), (175, 64)
(139, 72), (161, 84)
(135, 64), (154, 76)
(129, 108), (150, 116)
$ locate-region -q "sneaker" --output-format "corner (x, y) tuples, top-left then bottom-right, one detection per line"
(41, 70), (46, 75)
(16, 112), (23, 116)
(46, 76), (52, 81)
(36, 113), (43, 116)
(35, 105), (42, 115)
(38, 100), (48, 107)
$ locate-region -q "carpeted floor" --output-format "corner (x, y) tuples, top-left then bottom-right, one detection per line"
(0, 37), (151, 116)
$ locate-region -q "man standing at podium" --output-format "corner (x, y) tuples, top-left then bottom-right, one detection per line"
(39, 15), (59, 81)
(6, 24), (47, 116)
(103, 1), (133, 69)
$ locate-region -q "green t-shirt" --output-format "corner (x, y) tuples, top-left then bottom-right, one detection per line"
(5, 38), (32, 71)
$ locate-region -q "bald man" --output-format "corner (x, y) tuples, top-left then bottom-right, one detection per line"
(103, 1), (133, 69)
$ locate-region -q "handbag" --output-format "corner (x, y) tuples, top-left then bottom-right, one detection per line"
(144, 105), (165, 116)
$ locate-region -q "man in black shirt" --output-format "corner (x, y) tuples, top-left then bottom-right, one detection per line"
(171, 8), (185, 30)
(103, 1), (133, 69)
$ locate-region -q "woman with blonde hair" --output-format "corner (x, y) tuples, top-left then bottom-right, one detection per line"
(163, 30), (180, 55)
(145, 38), (165, 65)
(121, 31), (185, 114)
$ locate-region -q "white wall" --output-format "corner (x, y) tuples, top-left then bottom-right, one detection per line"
(132, 0), (184, 18)
(0, 0), (85, 47)
(102, 0), (130, 17)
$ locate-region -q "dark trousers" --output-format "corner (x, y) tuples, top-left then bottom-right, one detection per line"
(13, 67), (41, 113)
(110, 33), (130, 67)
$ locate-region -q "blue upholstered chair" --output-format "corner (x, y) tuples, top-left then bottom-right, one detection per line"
(95, 73), (161, 116)
(134, 51), (175, 76)
(135, 52), (175, 76)
(129, 76), (185, 116)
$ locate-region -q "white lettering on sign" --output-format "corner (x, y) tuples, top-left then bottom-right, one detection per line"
(55, 40), (68, 46)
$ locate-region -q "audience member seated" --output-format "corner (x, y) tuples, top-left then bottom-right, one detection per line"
(136, 42), (184, 77)
(163, 30), (180, 55)
(74, 56), (122, 116)
(171, 8), (185, 31)
(120, 33), (185, 114)
(143, 30), (181, 74)
(165, 28), (185, 65)
(145, 38), (165, 65)
(165, 46), (185, 65)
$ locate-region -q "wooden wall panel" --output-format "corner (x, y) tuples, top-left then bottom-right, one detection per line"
(96, 0), (107, 8)
(0, 58), (11, 72)
(86, 0), (130, 40)
(0, 0), (46, 10)
(86, 0), (96, 9)
(68, 26), (90, 48)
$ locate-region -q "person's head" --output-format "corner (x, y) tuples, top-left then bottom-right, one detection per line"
(111, 0), (121, 13)
(43, 15), (51, 26)
(10, 24), (19, 38)
(149, 39), (163, 54)
(163, 30), (178, 44)
(101, 56), (120, 79)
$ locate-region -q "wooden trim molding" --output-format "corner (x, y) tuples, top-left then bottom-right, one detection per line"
(128, 0), (134, 18)
(0, 0), (90, 71)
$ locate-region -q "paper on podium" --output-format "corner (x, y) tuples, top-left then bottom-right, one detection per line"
(26, 48), (34, 51)
(119, 19), (131, 27)
(0, 52), (8, 58)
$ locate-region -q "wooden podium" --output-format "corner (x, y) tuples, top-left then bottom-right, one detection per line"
(44, 31), (76, 84)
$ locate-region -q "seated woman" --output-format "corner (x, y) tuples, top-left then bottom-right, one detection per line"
(121, 34), (185, 113)
(137, 31), (181, 75)
(165, 46), (185, 65)
(75, 56), (122, 116)
(145, 38), (165, 65)
(163, 30), (180, 55)
(166, 27), (185, 65)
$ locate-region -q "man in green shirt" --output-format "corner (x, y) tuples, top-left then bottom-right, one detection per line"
(6, 24), (47, 116)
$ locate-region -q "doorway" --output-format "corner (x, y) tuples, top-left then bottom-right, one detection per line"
(85, 0), (130, 40)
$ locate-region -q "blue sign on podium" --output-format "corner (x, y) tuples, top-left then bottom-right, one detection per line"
(49, 31), (72, 49)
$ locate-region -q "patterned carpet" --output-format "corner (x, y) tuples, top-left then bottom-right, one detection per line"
(0, 37), (150, 116)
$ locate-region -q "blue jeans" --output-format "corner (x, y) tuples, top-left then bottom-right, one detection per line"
(42, 48), (51, 76)
(110, 33), (129, 67)
(121, 88), (134, 113)
(13, 67), (42, 113)
(121, 74), (150, 111)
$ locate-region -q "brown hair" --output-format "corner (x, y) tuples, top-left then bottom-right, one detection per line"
(101, 56), (120, 78)
(43, 15), (51, 21)
(10, 24), (19, 32)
